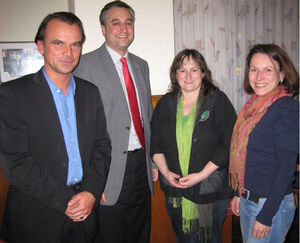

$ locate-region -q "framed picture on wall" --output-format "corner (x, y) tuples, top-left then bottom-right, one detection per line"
(0, 42), (43, 83)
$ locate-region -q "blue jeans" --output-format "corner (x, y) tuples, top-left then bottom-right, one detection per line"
(240, 193), (295, 243)
(165, 197), (229, 243)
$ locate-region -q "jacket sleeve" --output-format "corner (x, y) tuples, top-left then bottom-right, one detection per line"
(150, 96), (165, 159)
(79, 87), (111, 205)
(210, 92), (237, 168)
(0, 84), (75, 214)
(142, 62), (157, 169)
(256, 98), (299, 226)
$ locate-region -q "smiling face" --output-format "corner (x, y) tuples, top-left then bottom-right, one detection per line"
(249, 53), (284, 96)
(176, 56), (203, 96)
(101, 7), (134, 56)
(37, 18), (82, 80)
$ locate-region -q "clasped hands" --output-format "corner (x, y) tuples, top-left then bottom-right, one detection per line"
(166, 171), (203, 188)
(65, 191), (95, 222)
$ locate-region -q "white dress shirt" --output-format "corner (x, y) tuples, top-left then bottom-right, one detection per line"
(106, 44), (143, 151)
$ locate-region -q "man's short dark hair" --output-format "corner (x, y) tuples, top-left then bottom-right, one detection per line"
(99, 1), (135, 26)
(34, 11), (86, 44)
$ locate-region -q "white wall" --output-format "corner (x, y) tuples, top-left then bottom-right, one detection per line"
(0, 0), (68, 42)
(74, 0), (174, 95)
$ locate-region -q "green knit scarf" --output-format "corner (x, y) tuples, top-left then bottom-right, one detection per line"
(175, 96), (198, 234)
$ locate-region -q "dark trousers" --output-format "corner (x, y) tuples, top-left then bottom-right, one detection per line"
(165, 198), (229, 243)
(60, 182), (94, 242)
(61, 219), (92, 243)
(95, 149), (151, 243)
(0, 190), (94, 243)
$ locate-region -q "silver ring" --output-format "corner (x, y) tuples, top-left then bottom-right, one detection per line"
(80, 216), (84, 219)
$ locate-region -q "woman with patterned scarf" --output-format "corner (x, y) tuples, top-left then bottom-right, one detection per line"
(230, 44), (299, 243)
(151, 49), (236, 243)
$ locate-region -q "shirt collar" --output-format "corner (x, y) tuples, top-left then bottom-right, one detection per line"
(42, 67), (76, 96)
(105, 43), (128, 64)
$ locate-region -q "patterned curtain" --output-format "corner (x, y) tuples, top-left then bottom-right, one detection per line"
(173, 0), (299, 112)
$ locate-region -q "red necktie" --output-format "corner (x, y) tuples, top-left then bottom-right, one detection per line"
(120, 57), (145, 150)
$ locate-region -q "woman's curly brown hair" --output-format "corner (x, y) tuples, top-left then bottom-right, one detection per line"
(169, 49), (217, 97)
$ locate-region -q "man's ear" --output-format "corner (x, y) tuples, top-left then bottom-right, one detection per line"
(101, 25), (106, 37)
(37, 40), (45, 56)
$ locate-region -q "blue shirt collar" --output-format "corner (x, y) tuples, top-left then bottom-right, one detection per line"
(42, 67), (76, 96)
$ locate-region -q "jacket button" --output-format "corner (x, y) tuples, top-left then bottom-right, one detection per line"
(123, 151), (127, 154)
(193, 138), (198, 142)
(62, 162), (67, 167)
(126, 126), (130, 130)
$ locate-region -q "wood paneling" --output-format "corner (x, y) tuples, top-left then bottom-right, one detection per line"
(150, 181), (176, 243)
(151, 95), (162, 108)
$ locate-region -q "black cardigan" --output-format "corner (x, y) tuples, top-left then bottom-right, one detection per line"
(150, 90), (237, 204)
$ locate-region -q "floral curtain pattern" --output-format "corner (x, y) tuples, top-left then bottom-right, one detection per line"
(173, 0), (299, 112)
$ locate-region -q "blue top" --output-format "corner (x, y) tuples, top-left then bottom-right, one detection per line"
(245, 96), (299, 226)
(43, 68), (83, 186)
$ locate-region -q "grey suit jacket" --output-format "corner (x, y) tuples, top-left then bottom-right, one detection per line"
(74, 44), (154, 205)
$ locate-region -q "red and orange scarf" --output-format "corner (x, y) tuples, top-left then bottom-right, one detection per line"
(229, 85), (290, 195)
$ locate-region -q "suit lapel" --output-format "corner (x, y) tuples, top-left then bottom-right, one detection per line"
(99, 45), (131, 118)
(33, 70), (63, 132)
(73, 78), (85, 163)
(33, 70), (68, 162)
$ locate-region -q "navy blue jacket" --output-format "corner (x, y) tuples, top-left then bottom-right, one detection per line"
(245, 96), (299, 226)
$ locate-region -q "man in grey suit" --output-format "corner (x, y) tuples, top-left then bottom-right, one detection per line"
(74, 1), (158, 242)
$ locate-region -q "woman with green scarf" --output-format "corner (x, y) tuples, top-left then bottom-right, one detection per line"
(150, 49), (236, 243)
